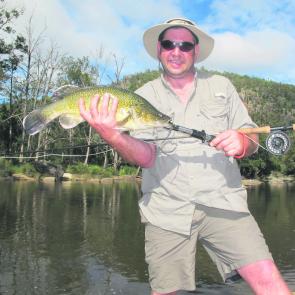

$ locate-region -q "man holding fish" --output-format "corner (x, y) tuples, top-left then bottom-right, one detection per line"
(79, 18), (292, 295)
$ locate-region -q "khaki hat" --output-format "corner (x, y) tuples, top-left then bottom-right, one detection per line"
(143, 18), (214, 63)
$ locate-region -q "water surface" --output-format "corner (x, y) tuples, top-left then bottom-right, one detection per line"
(0, 180), (294, 294)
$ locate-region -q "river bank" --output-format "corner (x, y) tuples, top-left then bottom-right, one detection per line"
(2, 172), (295, 186)
(3, 173), (142, 184)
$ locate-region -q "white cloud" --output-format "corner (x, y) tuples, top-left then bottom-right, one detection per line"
(205, 29), (295, 69)
(5, 0), (182, 79)
(4, 0), (295, 84)
(201, 0), (295, 84)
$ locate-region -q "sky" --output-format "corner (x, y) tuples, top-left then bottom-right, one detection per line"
(4, 0), (295, 85)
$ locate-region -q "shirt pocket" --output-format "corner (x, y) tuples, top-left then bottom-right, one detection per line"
(200, 92), (229, 134)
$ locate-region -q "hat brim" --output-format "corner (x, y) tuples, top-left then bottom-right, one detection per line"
(143, 23), (214, 63)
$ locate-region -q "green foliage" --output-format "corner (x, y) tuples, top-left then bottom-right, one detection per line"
(57, 56), (98, 87)
(66, 163), (116, 178)
(118, 165), (138, 176)
(11, 162), (38, 177)
(280, 144), (295, 175)
(122, 70), (160, 92)
(0, 159), (39, 177)
(66, 162), (90, 174)
(0, 158), (13, 176)
(0, 2), (26, 86)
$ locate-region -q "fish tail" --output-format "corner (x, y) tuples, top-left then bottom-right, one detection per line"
(23, 109), (49, 135)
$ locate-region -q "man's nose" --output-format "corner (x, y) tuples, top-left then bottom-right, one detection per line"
(171, 46), (181, 55)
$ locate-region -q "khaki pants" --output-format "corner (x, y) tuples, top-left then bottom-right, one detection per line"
(143, 204), (273, 294)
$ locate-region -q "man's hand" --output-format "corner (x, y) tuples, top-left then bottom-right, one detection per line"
(209, 129), (246, 157)
(78, 92), (156, 168)
(79, 93), (120, 142)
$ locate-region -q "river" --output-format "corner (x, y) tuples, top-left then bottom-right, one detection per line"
(0, 180), (294, 294)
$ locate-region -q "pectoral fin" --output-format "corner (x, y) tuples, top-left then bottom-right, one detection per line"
(114, 108), (133, 131)
(59, 114), (84, 129)
(117, 113), (131, 127)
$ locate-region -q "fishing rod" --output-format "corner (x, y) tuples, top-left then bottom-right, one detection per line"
(170, 123), (295, 156)
(239, 124), (295, 155)
(2, 124), (293, 159)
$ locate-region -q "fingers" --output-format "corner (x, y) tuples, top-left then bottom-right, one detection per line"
(78, 93), (118, 126)
(79, 98), (92, 122)
(100, 93), (110, 117)
(90, 94), (100, 118)
(109, 95), (119, 117)
(210, 130), (244, 157)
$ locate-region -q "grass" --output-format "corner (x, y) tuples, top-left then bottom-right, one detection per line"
(0, 159), (139, 179)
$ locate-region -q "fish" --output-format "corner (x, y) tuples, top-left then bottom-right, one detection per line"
(23, 85), (172, 135)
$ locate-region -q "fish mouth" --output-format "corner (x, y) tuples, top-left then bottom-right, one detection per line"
(158, 112), (172, 122)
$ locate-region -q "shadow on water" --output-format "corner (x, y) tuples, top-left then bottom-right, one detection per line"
(0, 180), (294, 295)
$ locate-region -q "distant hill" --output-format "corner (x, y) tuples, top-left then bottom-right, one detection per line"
(121, 68), (295, 127)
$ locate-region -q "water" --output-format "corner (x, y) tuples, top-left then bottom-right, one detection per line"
(0, 179), (294, 295)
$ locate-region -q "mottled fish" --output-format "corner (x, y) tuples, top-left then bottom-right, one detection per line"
(23, 85), (172, 135)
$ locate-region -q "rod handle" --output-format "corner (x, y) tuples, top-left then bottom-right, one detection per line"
(293, 124), (295, 131)
(238, 126), (271, 134)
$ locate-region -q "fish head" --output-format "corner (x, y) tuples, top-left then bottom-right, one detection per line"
(132, 107), (172, 129)
(143, 111), (171, 127)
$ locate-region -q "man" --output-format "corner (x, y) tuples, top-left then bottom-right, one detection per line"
(79, 18), (292, 295)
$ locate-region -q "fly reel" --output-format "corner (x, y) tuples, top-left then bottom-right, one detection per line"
(265, 131), (290, 155)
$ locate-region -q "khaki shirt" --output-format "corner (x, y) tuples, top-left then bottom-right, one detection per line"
(133, 71), (257, 235)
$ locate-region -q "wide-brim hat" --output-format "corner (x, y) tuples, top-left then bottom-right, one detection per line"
(143, 18), (214, 63)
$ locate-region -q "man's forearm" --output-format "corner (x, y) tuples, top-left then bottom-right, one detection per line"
(103, 131), (156, 168)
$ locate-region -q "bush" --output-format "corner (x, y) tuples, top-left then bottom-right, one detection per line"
(12, 162), (38, 177)
(0, 158), (13, 177)
(119, 165), (138, 176)
(66, 163), (116, 178)
(66, 163), (90, 174)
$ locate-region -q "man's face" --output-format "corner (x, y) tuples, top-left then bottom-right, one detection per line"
(157, 28), (199, 79)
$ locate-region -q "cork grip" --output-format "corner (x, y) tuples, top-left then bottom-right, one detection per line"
(238, 126), (271, 134)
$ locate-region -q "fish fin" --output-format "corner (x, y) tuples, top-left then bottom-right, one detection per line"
(59, 114), (84, 129)
(115, 127), (129, 132)
(113, 108), (133, 130)
(23, 109), (48, 135)
(52, 85), (81, 99)
(116, 113), (131, 127)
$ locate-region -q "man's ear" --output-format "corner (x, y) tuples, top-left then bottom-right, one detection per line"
(157, 41), (161, 59)
(194, 44), (200, 63)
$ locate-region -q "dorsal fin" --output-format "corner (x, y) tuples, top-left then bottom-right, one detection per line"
(52, 85), (81, 99)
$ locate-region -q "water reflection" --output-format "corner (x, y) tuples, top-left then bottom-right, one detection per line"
(0, 180), (294, 295)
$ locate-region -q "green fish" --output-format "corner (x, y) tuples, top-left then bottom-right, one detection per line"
(23, 85), (172, 135)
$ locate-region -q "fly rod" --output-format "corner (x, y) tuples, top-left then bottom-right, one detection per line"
(170, 123), (295, 156)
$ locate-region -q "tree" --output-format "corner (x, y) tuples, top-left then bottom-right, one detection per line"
(0, 1), (26, 153)
(0, 0), (24, 85)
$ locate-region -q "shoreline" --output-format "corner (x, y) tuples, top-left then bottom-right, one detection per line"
(1, 173), (294, 186)
(2, 173), (142, 184)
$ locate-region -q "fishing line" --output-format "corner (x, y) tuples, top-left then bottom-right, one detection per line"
(243, 134), (269, 153)
(0, 148), (114, 159)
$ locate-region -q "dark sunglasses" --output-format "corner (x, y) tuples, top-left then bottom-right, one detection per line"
(160, 40), (195, 52)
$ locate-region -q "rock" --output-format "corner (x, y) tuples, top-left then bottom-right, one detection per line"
(41, 176), (56, 182)
(62, 173), (73, 181)
(12, 173), (35, 181)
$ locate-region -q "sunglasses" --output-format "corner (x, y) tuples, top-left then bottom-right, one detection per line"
(160, 40), (195, 52)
